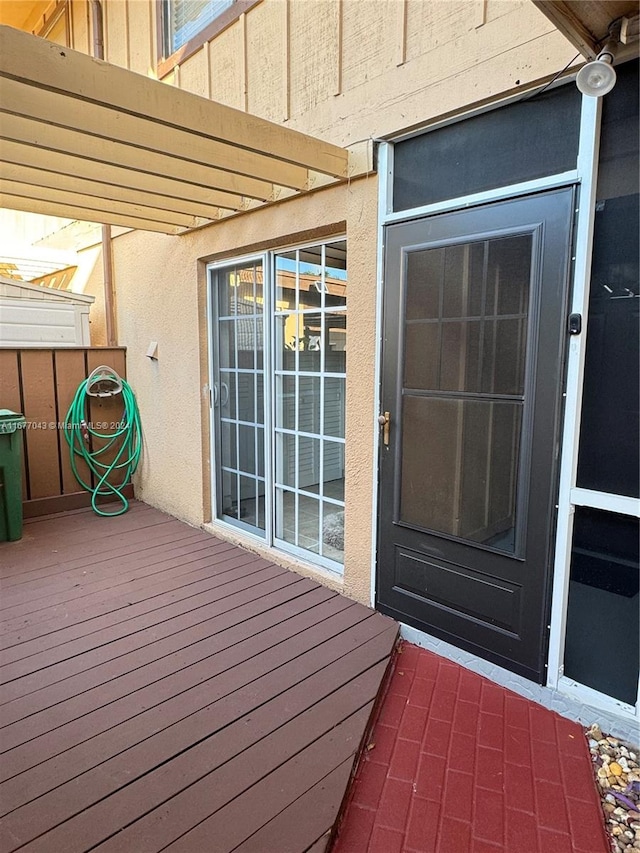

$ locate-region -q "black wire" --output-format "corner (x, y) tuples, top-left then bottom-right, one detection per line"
(520, 52), (582, 102)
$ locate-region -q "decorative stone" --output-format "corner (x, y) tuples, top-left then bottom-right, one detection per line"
(586, 724), (640, 853)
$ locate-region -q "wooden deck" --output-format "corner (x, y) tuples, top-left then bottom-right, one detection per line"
(0, 502), (398, 853)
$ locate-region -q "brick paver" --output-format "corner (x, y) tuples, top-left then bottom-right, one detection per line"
(332, 642), (610, 853)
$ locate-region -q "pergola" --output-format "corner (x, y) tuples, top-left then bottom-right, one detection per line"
(0, 24), (372, 235)
(1, 4), (638, 235)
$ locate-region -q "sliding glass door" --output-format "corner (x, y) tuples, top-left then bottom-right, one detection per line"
(209, 240), (347, 571)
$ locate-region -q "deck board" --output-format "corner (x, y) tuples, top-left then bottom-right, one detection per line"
(0, 502), (397, 852)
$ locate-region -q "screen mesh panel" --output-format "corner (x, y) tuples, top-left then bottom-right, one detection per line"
(393, 84), (581, 211)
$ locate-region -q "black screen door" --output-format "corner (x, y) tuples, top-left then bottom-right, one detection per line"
(377, 189), (574, 682)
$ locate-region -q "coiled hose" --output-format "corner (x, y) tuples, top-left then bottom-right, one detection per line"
(63, 372), (142, 517)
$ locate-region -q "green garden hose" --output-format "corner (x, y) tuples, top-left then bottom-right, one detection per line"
(63, 369), (142, 517)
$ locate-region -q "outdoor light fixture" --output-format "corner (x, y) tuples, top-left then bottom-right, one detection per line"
(576, 23), (621, 98)
(576, 49), (617, 96)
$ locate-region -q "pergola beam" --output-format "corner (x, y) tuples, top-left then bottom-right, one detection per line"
(0, 26), (375, 235)
(0, 162), (227, 221)
(0, 114), (277, 201)
(1, 77), (311, 191)
(0, 24), (349, 179)
(0, 179), (204, 229)
(0, 195), (184, 234)
(0, 140), (245, 211)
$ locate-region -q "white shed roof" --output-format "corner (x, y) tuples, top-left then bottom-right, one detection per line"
(0, 275), (95, 304)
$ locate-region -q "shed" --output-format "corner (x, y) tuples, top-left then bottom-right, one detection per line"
(0, 275), (94, 346)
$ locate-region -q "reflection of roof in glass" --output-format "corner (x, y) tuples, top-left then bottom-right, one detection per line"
(276, 270), (347, 299)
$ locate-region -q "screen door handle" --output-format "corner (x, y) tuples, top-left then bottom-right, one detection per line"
(378, 411), (390, 446)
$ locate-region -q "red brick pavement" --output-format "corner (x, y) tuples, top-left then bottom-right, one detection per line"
(332, 642), (610, 853)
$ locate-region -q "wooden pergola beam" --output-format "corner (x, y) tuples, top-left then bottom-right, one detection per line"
(0, 140), (245, 211)
(0, 179), (204, 229)
(0, 195), (185, 234)
(0, 24), (349, 179)
(1, 77), (311, 191)
(0, 162), (226, 221)
(0, 113), (277, 201)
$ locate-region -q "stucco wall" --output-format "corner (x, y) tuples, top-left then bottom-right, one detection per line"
(74, 244), (107, 346)
(113, 176), (379, 584)
(91, 0), (576, 604)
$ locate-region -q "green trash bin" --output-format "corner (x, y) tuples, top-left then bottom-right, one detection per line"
(0, 409), (26, 542)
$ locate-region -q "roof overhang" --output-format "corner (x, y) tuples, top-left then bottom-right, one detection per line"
(532, 1), (640, 59)
(0, 25), (373, 235)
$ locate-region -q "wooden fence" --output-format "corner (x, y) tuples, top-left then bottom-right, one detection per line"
(0, 347), (131, 517)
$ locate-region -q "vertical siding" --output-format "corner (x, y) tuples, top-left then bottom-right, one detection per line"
(178, 44), (209, 97)
(63, 0), (568, 149)
(288, 0), (340, 117)
(246, 0), (286, 123)
(127, 0), (154, 74)
(70, 0), (90, 55)
(208, 22), (244, 109)
(341, 0), (398, 90)
(105, 0), (129, 68)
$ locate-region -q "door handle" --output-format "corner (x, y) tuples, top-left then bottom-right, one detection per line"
(378, 411), (390, 446)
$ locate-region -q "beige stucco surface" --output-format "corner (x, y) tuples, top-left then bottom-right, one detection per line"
(19, 0), (580, 605)
(114, 175), (380, 604)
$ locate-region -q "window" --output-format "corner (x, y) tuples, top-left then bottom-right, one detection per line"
(163, 0), (233, 56)
(209, 241), (347, 572)
(393, 83), (581, 211)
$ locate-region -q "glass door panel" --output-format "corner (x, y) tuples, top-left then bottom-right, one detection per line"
(400, 234), (531, 554)
(212, 260), (266, 535)
(273, 242), (347, 565)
